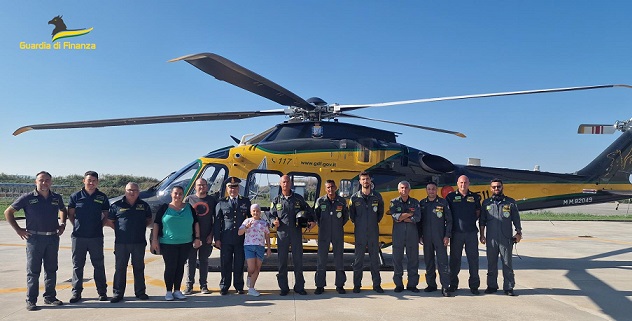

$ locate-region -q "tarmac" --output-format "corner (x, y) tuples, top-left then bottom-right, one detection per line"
(0, 219), (631, 321)
(525, 202), (632, 216)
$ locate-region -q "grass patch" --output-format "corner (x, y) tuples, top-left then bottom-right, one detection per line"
(0, 201), (24, 220)
(521, 211), (632, 221)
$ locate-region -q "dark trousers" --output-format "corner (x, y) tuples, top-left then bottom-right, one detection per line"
(276, 228), (305, 292)
(26, 234), (59, 303)
(161, 243), (192, 291)
(219, 243), (245, 291)
(186, 243), (213, 287)
(392, 228), (419, 288)
(113, 243), (146, 298)
(423, 237), (450, 289)
(71, 236), (107, 296)
(449, 231), (480, 289)
(353, 235), (381, 287)
(486, 238), (515, 291)
(315, 233), (346, 288)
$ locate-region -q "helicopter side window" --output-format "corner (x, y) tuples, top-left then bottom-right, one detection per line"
(194, 164), (228, 200)
(286, 172), (321, 207)
(245, 171), (320, 221)
(339, 179), (359, 199)
(246, 170), (283, 222)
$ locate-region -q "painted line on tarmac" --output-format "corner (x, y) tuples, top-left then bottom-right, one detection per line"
(524, 237), (632, 245)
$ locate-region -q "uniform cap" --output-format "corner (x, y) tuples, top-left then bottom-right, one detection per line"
(225, 176), (241, 187)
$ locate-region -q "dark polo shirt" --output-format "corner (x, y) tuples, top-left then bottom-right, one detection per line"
(108, 198), (152, 244)
(445, 190), (481, 233)
(68, 188), (110, 238)
(11, 190), (65, 233)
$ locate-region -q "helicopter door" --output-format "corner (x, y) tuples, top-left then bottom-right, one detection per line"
(356, 138), (387, 164)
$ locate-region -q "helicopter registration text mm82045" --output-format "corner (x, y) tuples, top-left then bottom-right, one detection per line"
(13, 52), (632, 247)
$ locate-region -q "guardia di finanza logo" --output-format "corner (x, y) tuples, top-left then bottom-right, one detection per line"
(19, 15), (95, 50)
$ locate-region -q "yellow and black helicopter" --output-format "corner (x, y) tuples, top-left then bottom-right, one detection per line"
(13, 53), (632, 247)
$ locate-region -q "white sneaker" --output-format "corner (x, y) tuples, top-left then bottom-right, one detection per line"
(165, 292), (174, 301)
(173, 290), (186, 300)
(247, 276), (251, 288)
(248, 288), (260, 297)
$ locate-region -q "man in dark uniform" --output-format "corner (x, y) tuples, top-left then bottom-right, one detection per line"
(446, 175), (482, 295)
(480, 179), (522, 296)
(389, 180), (421, 293)
(270, 174), (315, 296)
(184, 178), (216, 295)
(106, 182), (152, 303)
(350, 171), (385, 293)
(419, 181), (453, 297)
(314, 180), (349, 295)
(214, 176), (250, 295)
(68, 171), (110, 303)
(4, 171), (68, 311)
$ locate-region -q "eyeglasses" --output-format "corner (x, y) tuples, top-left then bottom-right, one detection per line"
(491, 185), (502, 189)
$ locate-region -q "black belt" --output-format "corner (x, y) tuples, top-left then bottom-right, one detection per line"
(27, 230), (57, 236)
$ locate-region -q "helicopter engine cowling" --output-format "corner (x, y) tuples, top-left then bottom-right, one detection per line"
(419, 153), (456, 174)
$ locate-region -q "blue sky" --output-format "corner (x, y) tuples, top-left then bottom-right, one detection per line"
(2, 1), (632, 180)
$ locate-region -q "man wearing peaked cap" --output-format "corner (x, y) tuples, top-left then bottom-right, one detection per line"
(225, 177), (241, 186)
(214, 176), (250, 295)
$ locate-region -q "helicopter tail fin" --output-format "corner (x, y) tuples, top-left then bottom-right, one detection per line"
(576, 129), (632, 184)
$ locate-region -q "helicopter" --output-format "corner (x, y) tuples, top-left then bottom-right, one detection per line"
(13, 52), (632, 248)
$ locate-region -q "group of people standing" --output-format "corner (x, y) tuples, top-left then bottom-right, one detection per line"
(3, 170), (522, 312)
(4, 171), (154, 311)
(313, 172), (523, 299)
(398, 175), (523, 298)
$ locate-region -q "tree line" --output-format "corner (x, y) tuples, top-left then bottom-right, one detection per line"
(0, 173), (159, 199)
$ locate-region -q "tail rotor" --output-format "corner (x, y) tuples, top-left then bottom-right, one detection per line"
(578, 118), (632, 134)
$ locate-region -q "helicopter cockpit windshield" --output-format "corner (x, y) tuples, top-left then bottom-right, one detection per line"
(156, 160), (229, 199)
(156, 161), (200, 198)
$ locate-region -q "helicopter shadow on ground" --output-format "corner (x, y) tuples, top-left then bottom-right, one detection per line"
(476, 246), (632, 321)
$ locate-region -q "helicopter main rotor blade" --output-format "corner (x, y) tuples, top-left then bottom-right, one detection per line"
(170, 53), (313, 110)
(336, 84), (632, 112)
(13, 109), (286, 136)
(338, 112), (466, 138)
